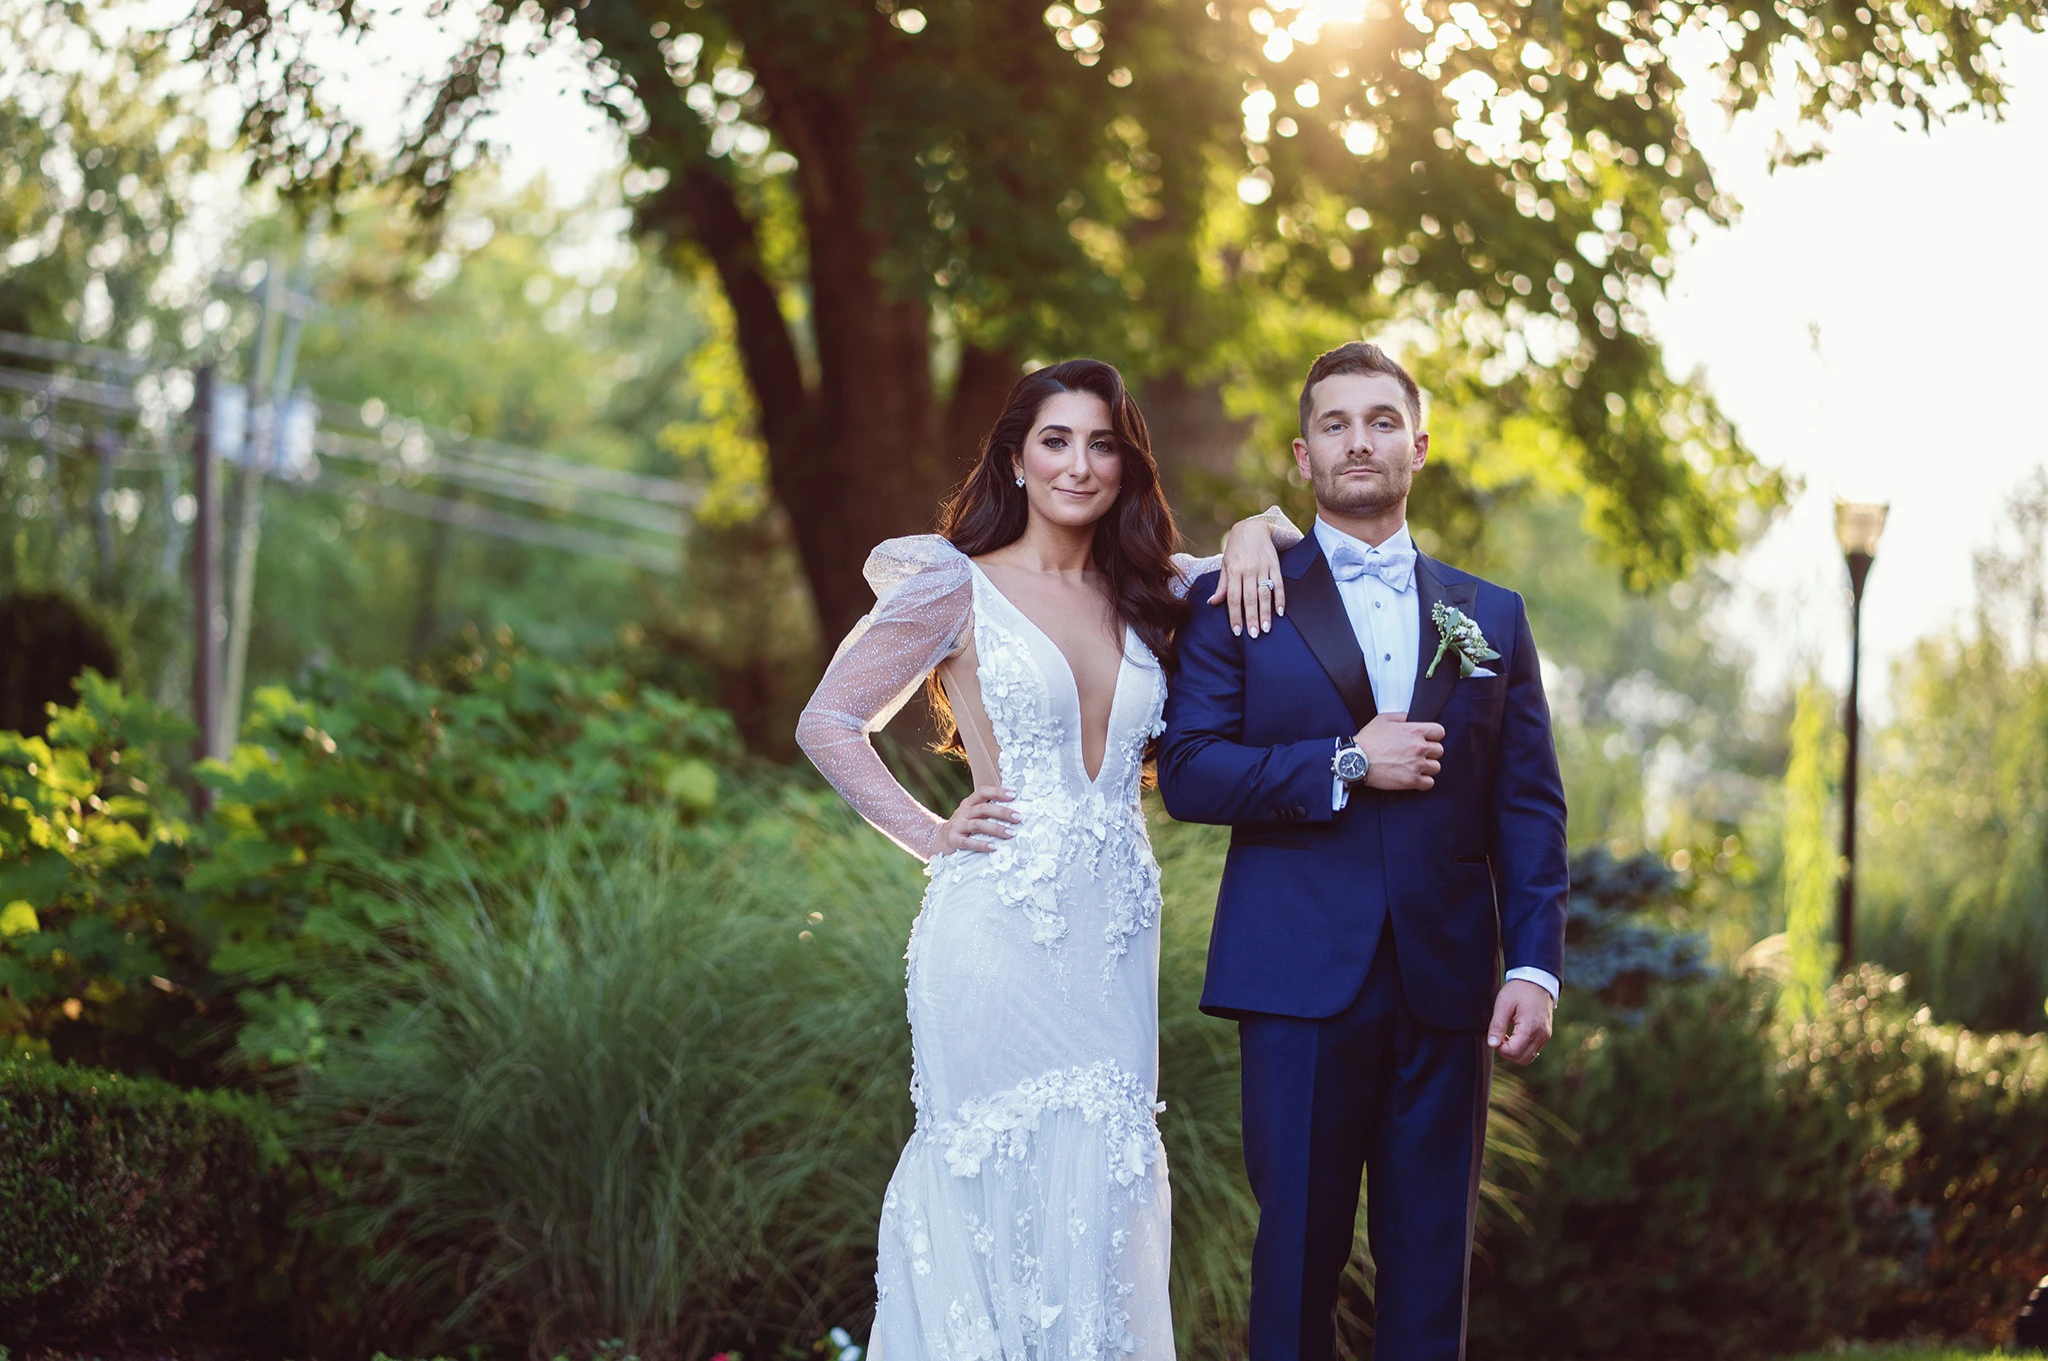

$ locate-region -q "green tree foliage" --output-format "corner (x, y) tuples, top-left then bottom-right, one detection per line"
(0, 1), (214, 692)
(173, 0), (2048, 638)
(1781, 673), (1839, 1015)
(231, 183), (821, 750)
(0, 2), (209, 345)
(244, 187), (692, 677)
(1862, 471), (2048, 1033)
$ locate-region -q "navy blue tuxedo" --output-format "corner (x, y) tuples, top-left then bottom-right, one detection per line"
(1160, 534), (1567, 1027)
(1159, 532), (1568, 1361)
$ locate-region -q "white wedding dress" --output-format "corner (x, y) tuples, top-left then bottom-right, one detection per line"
(797, 525), (1287, 1361)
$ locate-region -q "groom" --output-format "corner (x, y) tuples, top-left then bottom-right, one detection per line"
(1159, 343), (1568, 1361)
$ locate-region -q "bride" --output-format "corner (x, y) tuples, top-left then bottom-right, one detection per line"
(796, 358), (1299, 1360)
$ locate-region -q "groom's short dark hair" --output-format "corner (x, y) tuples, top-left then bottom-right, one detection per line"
(1299, 342), (1422, 435)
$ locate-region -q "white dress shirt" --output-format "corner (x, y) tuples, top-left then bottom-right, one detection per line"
(1314, 519), (1561, 1002)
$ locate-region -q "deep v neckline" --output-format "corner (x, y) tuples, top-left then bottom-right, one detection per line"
(967, 560), (1131, 786)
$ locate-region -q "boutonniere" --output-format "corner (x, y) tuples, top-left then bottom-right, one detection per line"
(1426, 602), (1501, 678)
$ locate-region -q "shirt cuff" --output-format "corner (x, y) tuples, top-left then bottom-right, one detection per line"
(1332, 739), (1349, 811)
(1504, 966), (1560, 1001)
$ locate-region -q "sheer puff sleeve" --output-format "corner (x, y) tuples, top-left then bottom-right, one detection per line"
(1169, 504), (1302, 599)
(796, 535), (974, 862)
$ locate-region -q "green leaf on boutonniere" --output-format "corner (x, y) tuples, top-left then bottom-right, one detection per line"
(1427, 602), (1503, 678)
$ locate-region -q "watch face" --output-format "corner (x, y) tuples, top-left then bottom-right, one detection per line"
(1336, 748), (1369, 782)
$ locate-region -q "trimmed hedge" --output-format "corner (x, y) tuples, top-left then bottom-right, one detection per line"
(0, 1054), (283, 1346)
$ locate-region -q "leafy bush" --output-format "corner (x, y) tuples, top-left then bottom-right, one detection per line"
(1467, 979), (1880, 1360)
(0, 1052), (282, 1346)
(1791, 967), (2048, 1341)
(0, 670), (202, 1075)
(199, 640), (737, 1073)
(1467, 966), (2048, 1358)
(0, 650), (739, 1076)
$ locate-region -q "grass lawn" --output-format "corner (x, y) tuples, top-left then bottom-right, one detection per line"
(1774, 1348), (2047, 1361)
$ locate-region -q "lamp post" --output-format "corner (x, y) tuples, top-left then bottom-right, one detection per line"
(1834, 499), (1889, 967)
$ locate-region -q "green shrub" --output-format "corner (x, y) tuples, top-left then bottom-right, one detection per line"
(0, 652), (739, 1077)
(0, 670), (203, 1076)
(1467, 979), (1879, 1360)
(1792, 968), (2048, 1342)
(0, 1053), (283, 1346)
(1465, 967), (2048, 1357)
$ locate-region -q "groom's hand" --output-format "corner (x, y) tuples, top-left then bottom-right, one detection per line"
(1488, 980), (1554, 1066)
(1356, 712), (1446, 790)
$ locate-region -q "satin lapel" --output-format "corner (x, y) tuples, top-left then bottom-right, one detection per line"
(1286, 545), (1378, 729)
(1408, 554), (1478, 724)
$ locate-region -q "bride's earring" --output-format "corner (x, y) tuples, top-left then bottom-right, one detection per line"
(1014, 474), (1025, 487)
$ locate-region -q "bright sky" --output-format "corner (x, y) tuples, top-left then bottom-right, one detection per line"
(178, 7), (2048, 712)
(1646, 26), (2048, 713)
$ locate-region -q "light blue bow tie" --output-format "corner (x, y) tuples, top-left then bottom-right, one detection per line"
(1328, 540), (1416, 593)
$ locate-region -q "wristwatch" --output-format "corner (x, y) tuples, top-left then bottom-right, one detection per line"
(1333, 737), (1370, 786)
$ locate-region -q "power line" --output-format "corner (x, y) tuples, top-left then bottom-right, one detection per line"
(0, 330), (703, 568)
(313, 469), (682, 573)
(0, 331), (151, 375)
(0, 363), (139, 411)
(312, 428), (690, 538)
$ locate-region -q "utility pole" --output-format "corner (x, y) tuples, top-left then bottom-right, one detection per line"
(190, 365), (223, 774)
(220, 246), (316, 739)
(93, 426), (118, 591)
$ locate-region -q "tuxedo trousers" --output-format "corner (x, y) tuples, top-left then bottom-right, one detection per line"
(1237, 923), (1493, 1361)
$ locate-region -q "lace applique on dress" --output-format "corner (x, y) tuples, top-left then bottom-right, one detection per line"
(937, 1059), (1166, 1189)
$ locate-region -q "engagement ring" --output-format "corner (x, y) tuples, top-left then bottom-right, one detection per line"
(1258, 579), (1276, 590)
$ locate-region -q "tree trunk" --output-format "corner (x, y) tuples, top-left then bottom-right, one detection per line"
(1139, 371), (1260, 556)
(585, 9), (1024, 654)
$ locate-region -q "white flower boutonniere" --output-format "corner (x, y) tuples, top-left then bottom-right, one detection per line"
(1426, 602), (1502, 678)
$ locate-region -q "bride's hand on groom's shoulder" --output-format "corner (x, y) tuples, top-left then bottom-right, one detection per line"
(1211, 517), (1287, 638)
(931, 785), (1020, 855)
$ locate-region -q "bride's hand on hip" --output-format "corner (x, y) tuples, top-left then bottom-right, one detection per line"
(930, 785), (1019, 855)
(1211, 515), (1287, 638)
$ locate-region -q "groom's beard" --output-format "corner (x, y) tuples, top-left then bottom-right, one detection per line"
(1312, 456), (1411, 515)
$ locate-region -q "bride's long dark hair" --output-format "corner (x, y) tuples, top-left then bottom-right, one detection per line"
(928, 358), (1185, 755)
